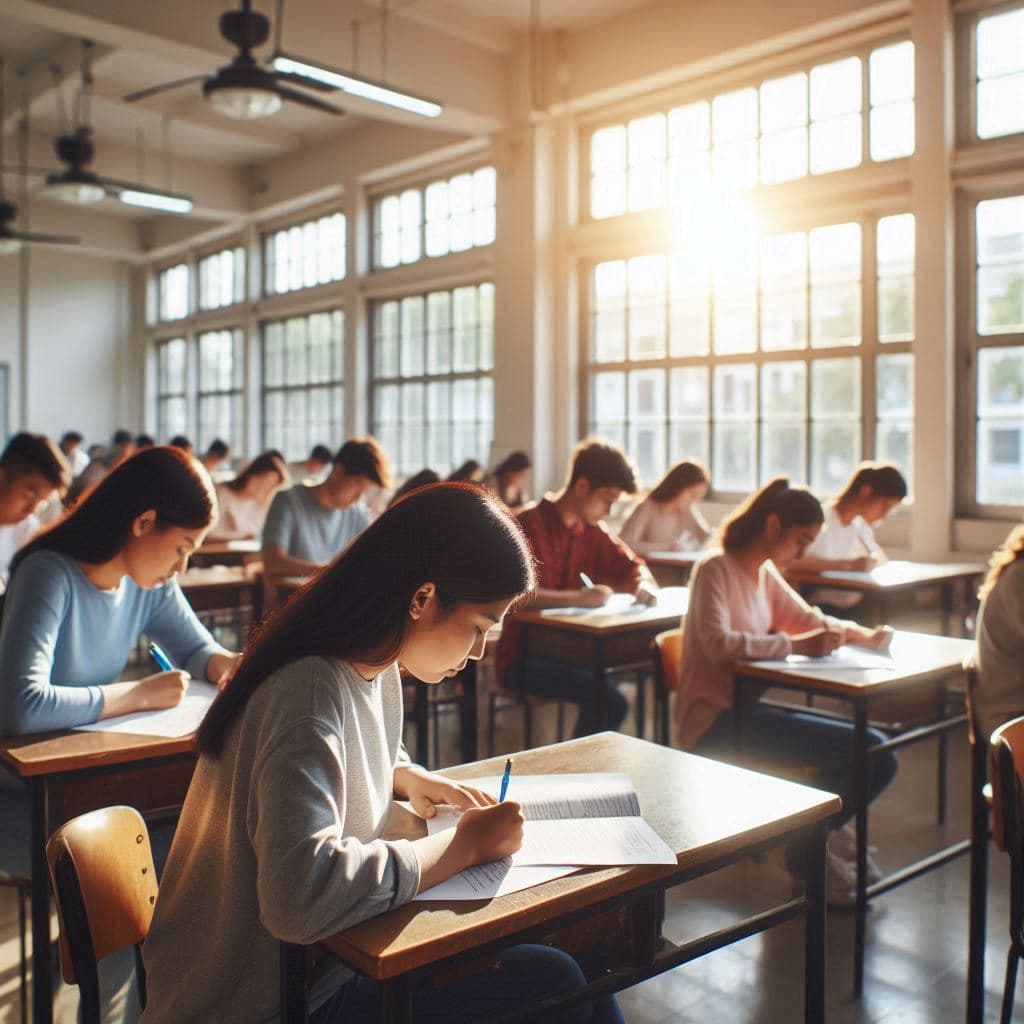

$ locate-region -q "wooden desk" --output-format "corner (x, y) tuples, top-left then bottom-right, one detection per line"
(188, 539), (261, 568)
(0, 730), (197, 1024)
(644, 551), (700, 586)
(512, 587), (689, 735)
(319, 732), (839, 1024)
(785, 560), (985, 635)
(731, 630), (975, 996)
(180, 565), (262, 627)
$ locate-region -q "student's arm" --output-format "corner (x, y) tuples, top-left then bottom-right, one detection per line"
(595, 526), (659, 604)
(261, 543), (322, 580)
(684, 505), (712, 546)
(260, 492), (322, 579)
(144, 580), (235, 682)
(618, 501), (660, 555)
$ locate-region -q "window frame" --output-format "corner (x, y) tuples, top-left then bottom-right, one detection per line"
(155, 336), (191, 442)
(196, 328), (246, 453)
(262, 210), (347, 298)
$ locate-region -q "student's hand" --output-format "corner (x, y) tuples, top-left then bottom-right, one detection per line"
(452, 802), (525, 864)
(857, 625), (894, 651)
(207, 651), (243, 691)
(791, 628), (843, 658)
(576, 584), (613, 608)
(134, 671), (190, 710)
(394, 764), (497, 819)
(845, 556), (872, 572)
(634, 582), (659, 606)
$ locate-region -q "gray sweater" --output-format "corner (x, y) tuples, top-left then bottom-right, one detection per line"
(141, 657), (420, 1024)
(976, 557), (1024, 744)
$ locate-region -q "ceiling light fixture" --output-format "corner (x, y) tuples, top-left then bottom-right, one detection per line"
(118, 188), (194, 214)
(44, 170), (105, 205)
(271, 54), (441, 118)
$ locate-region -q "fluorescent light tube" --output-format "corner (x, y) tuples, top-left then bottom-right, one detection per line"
(272, 55), (442, 118)
(118, 189), (194, 214)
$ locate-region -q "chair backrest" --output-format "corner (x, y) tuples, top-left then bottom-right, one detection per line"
(653, 628), (683, 694)
(45, 806), (158, 1020)
(990, 717), (1024, 854)
(965, 660), (983, 749)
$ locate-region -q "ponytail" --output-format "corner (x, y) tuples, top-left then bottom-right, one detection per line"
(717, 477), (823, 552)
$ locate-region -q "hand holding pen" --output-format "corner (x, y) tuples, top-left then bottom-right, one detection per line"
(138, 641), (190, 710)
(499, 757), (513, 802)
(577, 571), (613, 608)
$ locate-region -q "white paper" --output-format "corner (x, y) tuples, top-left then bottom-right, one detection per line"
(750, 646), (897, 672)
(540, 593), (647, 617)
(512, 817), (675, 866)
(413, 861), (576, 901)
(74, 681), (218, 737)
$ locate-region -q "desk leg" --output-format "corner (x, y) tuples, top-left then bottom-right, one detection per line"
(459, 661), (479, 764)
(594, 638), (607, 733)
(937, 682), (948, 826)
(29, 779), (51, 1024)
(967, 736), (989, 1024)
(379, 975), (413, 1024)
(804, 820), (828, 1024)
(941, 581), (954, 637)
(853, 702), (869, 998)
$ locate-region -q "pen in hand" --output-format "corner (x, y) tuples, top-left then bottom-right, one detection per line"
(579, 572), (595, 589)
(499, 757), (513, 803)
(147, 641), (174, 673)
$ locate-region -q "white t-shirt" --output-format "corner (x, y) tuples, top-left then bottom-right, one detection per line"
(0, 515), (40, 592)
(803, 506), (882, 609)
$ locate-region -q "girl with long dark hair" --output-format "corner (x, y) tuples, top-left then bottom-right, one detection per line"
(619, 459), (711, 555)
(208, 450), (290, 541)
(142, 483), (622, 1024)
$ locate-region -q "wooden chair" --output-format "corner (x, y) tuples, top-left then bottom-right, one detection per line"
(989, 716), (1024, 1023)
(46, 805), (310, 1023)
(651, 628), (682, 746)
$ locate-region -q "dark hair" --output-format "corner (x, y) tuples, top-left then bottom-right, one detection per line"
(718, 477), (824, 552)
(834, 461), (908, 505)
(112, 430), (133, 447)
(0, 433), (70, 491)
(197, 483), (537, 756)
(135, 434), (155, 449)
(387, 469), (441, 508)
(169, 435), (194, 453)
(59, 431), (83, 449)
(447, 460), (483, 483)
(309, 444), (332, 464)
(980, 523), (1024, 600)
(204, 439), (230, 459)
(648, 460), (710, 503)
(567, 439), (637, 493)
(225, 451), (290, 494)
(494, 451), (531, 477)
(10, 446), (216, 578)
(333, 437), (392, 489)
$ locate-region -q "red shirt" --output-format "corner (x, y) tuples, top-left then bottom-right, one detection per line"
(495, 498), (645, 679)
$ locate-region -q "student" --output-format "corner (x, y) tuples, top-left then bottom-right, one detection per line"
(0, 433), (71, 590)
(209, 451), (290, 542)
(387, 468), (441, 509)
(262, 437), (390, 588)
(200, 438), (231, 476)
(486, 450), (532, 513)
(288, 442), (333, 485)
(789, 461), (908, 614)
(0, 445), (239, 736)
(619, 459), (711, 556)
(447, 459), (485, 483)
(66, 429), (137, 505)
(168, 434), (194, 455)
(974, 522), (1024, 745)
(135, 433), (155, 449)
(674, 478), (897, 902)
(141, 484), (622, 1024)
(495, 440), (657, 737)
(59, 429), (89, 477)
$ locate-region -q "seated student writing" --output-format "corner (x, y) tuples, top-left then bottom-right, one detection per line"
(618, 459), (711, 556)
(788, 461), (907, 615)
(0, 432), (70, 592)
(209, 451), (290, 542)
(674, 478), (896, 904)
(974, 521), (1024, 746)
(142, 484), (623, 1024)
(486, 450), (532, 513)
(0, 445), (239, 736)
(495, 440), (657, 738)
(261, 437), (390, 591)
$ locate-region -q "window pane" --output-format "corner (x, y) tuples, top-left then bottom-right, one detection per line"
(668, 251), (710, 356)
(978, 8), (1024, 79)
(760, 73), (807, 132)
(878, 213), (915, 341)
(871, 102), (914, 161)
(712, 89), (758, 143)
(870, 42), (914, 105)
(591, 371), (627, 427)
(628, 255), (666, 359)
(669, 102), (710, 153)
(810, 115), (862, 174)
(978, 75), (1024, 140)
(977, 196), (1024, 335)
(811, 357), (861, 491)
(761, 361), (807, 481)
(713, 364), (756, 491)
(593, 261), (627, 362)
(810, 223), (861, 347)
(592, 125), (626, 173)
(810, 57), (862, 119)
(760, 128), (808, 184)
(977, 344), (1024, 503)
(628, 114), (667, 211)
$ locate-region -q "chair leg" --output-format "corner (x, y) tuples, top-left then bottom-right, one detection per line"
(18, 887), (27, 1024)
(635, 672), (647, 739)
(1001, 947), (1019, 1024)
(524, 700), (533, 750)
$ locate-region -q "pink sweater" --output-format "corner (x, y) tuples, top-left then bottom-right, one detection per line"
(674, 550), (850, 749)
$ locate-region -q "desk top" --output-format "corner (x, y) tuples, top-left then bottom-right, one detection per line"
(785, 559), (985, 591)
(643, 551), (701, 567)
(732, 629), (975, 698)
(514, 586), (689, 636)
(0, 728), (195, 778)
(179, 565), (257, 590)
(323, 731), (839, 980)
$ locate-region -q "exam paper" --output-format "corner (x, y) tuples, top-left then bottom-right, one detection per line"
(75, 681), (218, 737)
(540, 593), (646, 617)
(513, 816), (676, 866)
(751, 646), (897, 671)
(413, 861), (576, 901)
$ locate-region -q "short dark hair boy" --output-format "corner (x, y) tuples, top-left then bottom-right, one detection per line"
(334, 437), (392, 490)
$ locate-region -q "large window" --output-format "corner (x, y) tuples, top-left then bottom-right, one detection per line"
(156, 264), (189, 322)
(263, 213), (346, 295)
(198, 246), (245, 310)
(585, 214), (914, 493)
(588, 40), (914, 220)
(156, 337), (188, 441)
(975, 6), (1024, 140)
(372, 167), (497, 269)
(197, 330), (244, 450)
(262, 310), (345, 459)
(371, 284), (494, 475)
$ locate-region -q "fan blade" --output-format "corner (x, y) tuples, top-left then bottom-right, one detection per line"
(8, 230), (80, 244)
(275, 83), (344, 115)
(124, 75), (208, 103)
(271, 69), (335, 92)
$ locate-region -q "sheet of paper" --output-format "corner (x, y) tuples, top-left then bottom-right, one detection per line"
(540, 593), (646, 617)
(512, 816), (676, 866)
(413, 861), (576, 901)
(750, 646), (897, 671)
(74, 681), (218, 737)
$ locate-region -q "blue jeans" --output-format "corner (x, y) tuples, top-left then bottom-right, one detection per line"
(310, 944), (624, 1023)
(697, 703), (898, 829)
(505, 662), (629, 738)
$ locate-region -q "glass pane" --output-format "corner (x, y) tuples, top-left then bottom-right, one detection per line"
(629, 367), (665, 419)
(762, 422), (807, 482)
(878, 276), (914, 342)
(712, 139), (758, 189)
(714, 363), (757, 417)
(425, 181), (450, 257)
(453, 286), (478, 371)
(426, 292), (452, 373)
(714, 423), (756, 492)
(593, 261), (627, 362)
(668, 102), (710, 153)
(378, 196), (401, 269)
(592, 125), (627, 173)
(977, 421), (1024, 505)
(591, 172), (627, 220)
(877, 352), (914, 418)
(760, 128), (808, 184)
(628, 255), (666, 359)
(978, 265), (1024, 334)
(712, 289), (756, 354)
(978, 75), (1024, 140)
(978, 345), (1024, 418)
(400, 190), (422, 264)
(871, 102), (914, 161)
(479, 283), (495, 371)
(978, 9), (1024, 79)
(263, 324), (283, 388)
(285, 317), (308, 385)
(450, 174), (474, 252)
(669, 365), (709, 418)
(760, 73), (807, 132)
(591, 372), (627, 424)
(870, 42), (914, 105)
(811, 420), (859, 492)
(878, 213), (915, 272)
(811, 356), (861, 417)
(810, 115), (862, 173)
(668, 251), (710, 357)
(400, 297), (425, 378)
(670, 422), (709, 467)
(810, 57), (862, 119)
(762, 360), (808, 416)
(375, 302), (400, 377)
(628, 424), (666, 487)
(711, 88), (758, 143)
(876, 420), (912, 482)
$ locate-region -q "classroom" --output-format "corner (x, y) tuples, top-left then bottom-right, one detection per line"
(0, 0), (1022, 1021)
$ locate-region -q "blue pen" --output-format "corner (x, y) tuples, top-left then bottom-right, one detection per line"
(147, 642), (174, 673)
(498, 757), (513, 803)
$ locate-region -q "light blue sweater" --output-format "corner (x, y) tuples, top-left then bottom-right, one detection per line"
(0, 549), (224, 735)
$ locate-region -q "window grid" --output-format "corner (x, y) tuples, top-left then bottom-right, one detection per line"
(974, 5), (1024, 141)
(156, 337), (189, 442)
(198, 247), (246, 310)
(372, 167), (497, 270)
(156, 264), (189, 322)
(587, 38), (914, 221)
(370, 283), (495, 476)
(197, 329), (244, 452)
(261, 310), (345, 460)
(584, 213), (914, 495)
(263, 213), (346, 296)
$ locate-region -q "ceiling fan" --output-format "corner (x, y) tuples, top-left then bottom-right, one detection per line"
(123, 0), (344, 120)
